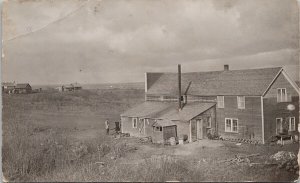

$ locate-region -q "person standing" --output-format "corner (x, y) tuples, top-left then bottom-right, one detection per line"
(105, 119), (110, 135)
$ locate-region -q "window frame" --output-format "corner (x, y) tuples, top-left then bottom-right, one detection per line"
(289, 117), (296, 131)
(224, 118), (238, 133)
(154, 126), (162, 132)
(132, 118), (138, 128)
(237, 96), (245, 109)
(277, 88), (287, 102)
(217, 96), (224, 108)
(207, 116), (212, 128)
(276, 118), (283, 134)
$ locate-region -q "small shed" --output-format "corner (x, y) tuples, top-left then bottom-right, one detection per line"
(152, 119), (177, 143)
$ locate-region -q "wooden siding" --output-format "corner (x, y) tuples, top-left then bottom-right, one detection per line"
(121, 116), (147, 137)
(216, 96), (263, 142)
(263, 72), (299, 143)
(173, 120), (190, 139)
(145, 94), (216, 102)
(121, 117), (176, 143)
(191, 106), (216, 140)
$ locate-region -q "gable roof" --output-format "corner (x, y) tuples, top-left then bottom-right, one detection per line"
(2, 82), (15, 87)
(295, 81), (300, 88)
(71, 83), (82, 87)
(121, 102), (173, 118)
(15, 83), (31, 89)
(147, 67), (283, 96)
(121, 101), (215, 121)
(157, 102), (216, 121)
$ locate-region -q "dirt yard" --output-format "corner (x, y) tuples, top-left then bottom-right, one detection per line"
(2, 89), (299, 182)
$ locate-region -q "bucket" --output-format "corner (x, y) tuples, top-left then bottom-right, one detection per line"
(178, 139), (184, 145)
(169, 137), (176, 146)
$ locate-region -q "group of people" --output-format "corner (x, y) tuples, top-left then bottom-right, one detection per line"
(105, 119), (121, 135)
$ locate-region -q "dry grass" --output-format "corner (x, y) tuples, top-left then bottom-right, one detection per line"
(2, 89), (299, 182)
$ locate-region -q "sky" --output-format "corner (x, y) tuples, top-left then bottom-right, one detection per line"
(2, 0), (299, 85)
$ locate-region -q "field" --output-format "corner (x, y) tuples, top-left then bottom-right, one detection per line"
(2, 88), (299, 182)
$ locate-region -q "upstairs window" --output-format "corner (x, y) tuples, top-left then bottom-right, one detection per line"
(237, 96), (245, 109)
(217, 96), (224, 108)
(132, 118), (138, 128)
(289, 117), (296, 131)
(225, 118), (238, 133)
(277, 88), (287, 102)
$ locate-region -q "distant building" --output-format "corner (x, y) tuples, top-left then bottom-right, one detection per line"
(2, 82), (16, 94)
(57, 83), (82, 92)
(14, 83), (32, 94)
(71, 83), (82, 91)
(55, 86), (64, 92)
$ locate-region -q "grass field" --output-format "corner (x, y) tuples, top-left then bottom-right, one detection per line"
(2, 88), (299, 182)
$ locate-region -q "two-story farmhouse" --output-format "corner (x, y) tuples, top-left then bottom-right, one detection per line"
(121, 65), (299, 144)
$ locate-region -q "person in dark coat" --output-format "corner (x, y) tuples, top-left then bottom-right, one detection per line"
(105, 119), (109, 135)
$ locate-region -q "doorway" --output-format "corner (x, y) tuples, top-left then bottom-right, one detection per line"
(191, 119), (203, 141)
(196, 119), (203, 140)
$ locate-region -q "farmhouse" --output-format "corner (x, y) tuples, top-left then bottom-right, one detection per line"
(121, 65), (300, 144)
(14, 83), (32, 94)
(61, 83), (82, 92)
(2, 82), (16, 94)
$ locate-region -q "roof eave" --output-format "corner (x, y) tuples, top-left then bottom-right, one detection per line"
(262, 68), (283, 97)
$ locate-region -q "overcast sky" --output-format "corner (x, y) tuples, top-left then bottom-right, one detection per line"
(2, 0), (299, 85)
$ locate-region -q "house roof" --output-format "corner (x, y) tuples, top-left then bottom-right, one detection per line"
(71, 83), (82, 87)
(157, 102), (216, 121)
(153, 119), (176, 127)
(147, 67), (283, 96)
(121, 101), (215, 122)
(295, 81), (300, 88)
(2, 82), (15, 87)
(15, 83), (30, 89)
(121, 102), (173, 118)
(64, 83), (82, 88)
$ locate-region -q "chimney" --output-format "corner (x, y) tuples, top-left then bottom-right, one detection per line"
(224, 64), (229, 71)
(178, 64), (182, 111)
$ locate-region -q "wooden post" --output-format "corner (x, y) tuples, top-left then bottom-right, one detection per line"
(189, 120), (192, 143)
(261, 96), (265, 144)
(144, 119), (146, 135)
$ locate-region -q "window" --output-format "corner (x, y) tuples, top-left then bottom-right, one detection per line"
(237, 96), (245, 109)
(289, 117), (296, 131)
(154, 126), (162, 132)
(277, 88), (287, 102)
(217, 96), (224, 108)
(207, 116), (211, 128)
(276, 118), (283, 134)
(132, 118), (138, 128)
(225, 118), (238, 133)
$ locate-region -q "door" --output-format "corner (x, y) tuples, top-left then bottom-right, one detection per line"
(163, 126), (177, 140)
(197, 119), (203, 139)
(191, 121), (198, 141)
